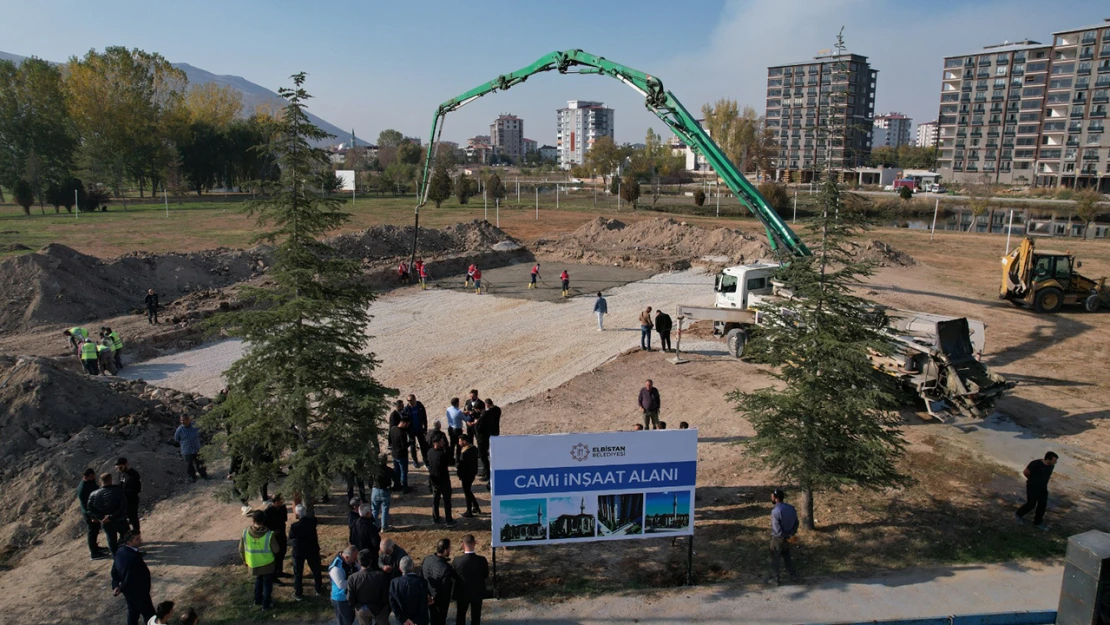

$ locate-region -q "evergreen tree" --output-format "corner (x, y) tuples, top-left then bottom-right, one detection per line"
(454, 174), (473, 205)
(486, 173), (506, 202)
(729, 32), (910, 530)
(204, 73), (393, 509)
(13, 179), (33, 215)
(427, 164), (451, 208)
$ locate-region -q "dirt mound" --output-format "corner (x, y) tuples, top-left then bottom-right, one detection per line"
(0, 355), (213, 562)
(533, 217), (771, 271)
(852, 240), (916, 267)
(0, 243), (269, 335)
(328, 219), (518, 260)
(0, 243), (30, 252)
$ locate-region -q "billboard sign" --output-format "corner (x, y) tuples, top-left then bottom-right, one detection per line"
(336, 169), (356, 191)
(490, 430), (697, 547)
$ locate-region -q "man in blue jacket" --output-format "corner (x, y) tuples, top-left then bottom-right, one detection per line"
(765, 488), (800, 585)
(111, 531), (155, 625)
(593, 292), (608, 331)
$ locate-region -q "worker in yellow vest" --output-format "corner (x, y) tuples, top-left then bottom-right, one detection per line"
(97, 339), (117, 376)
(63, 327), (89, 354)
(79, 339), (100, 376)
(101, 326), (124, 370)
(239, 510), (280, 611)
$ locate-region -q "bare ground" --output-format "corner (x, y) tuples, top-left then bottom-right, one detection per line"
(0, 225), (1107, 624)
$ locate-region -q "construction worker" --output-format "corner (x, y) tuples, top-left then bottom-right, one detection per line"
(102, 326), (123, 370)
(97, 338), (117, 376)
(80, 338), (100, 376)
(472, 266), (482, 294)
(63, 327), (89, 353)
(398, 260), (410, 284)
(465, 263), (476, 288)
(528, 262), (541, 289)
(560, 270), (570, 297)
(416, 259), (428, 290)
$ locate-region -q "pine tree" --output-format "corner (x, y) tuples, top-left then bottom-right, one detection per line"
(427, 164), (451, 208)
(729, 32), (910, 530)
(204, 73), (392, 509)
(486, 173), (506, 202)
(454, 174), (473, 205)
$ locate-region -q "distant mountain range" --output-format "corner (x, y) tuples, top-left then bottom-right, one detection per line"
(0, 50), (363, 147)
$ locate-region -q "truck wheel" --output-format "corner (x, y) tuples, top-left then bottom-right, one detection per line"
(1033, 287), (1063, 314)
(726, 328), (747, 359)
(1085, 294), (1101, 313)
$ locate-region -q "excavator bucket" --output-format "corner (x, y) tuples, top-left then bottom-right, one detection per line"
(936, 318), (1014, 418)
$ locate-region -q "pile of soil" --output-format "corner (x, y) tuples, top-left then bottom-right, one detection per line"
(0, 243), (30, 252)
(0, 243), (270, 335)
(851, 239), (916, 267)
(0, 355), (213, 562)
(328, 219), (518, 260)
(533, 218), (771, 271)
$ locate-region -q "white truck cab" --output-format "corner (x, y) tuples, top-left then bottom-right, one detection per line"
(713, 262), (780, 310)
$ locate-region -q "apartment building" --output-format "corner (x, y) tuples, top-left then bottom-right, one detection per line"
(765, 52), (878, 181)
(935, 19), (1110, 190)
(916, 120), (939, 148)
(873, 113), (913, 148)
(490, 114), (524, 162)
(556, 100), (615, 169)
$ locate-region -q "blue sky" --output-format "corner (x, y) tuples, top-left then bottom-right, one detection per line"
(3, 1), (1107, 146)
(645, 491), (691, 517)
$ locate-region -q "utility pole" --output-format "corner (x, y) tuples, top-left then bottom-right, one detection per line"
(535, 186), (538, 220)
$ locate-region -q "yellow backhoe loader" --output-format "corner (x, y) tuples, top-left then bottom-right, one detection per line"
(1001, 237), (1109, 313)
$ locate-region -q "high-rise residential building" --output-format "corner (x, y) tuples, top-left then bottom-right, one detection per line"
(873, 113), (913, 148)
(765, 52), (878, 181)
(490, 114), (524, 162)
(916, 120), (939, 148)
(935, 18), (1110, 190)
(556, 100), (615, 169)
(523, 138), (537, 155)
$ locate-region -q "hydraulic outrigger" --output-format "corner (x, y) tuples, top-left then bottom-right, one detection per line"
(409, 49), (810, 270)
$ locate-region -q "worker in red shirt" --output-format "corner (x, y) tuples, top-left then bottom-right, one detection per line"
(416, 259), (428, 290)
(398, 260), (410, 284)
(528, 263), (541, 289)
(560, 269), (570, 298)
(472, 267), (482, 294)
(465, 264), (476, 288)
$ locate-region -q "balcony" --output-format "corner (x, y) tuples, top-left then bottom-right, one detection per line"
(1083, 153), (1101, 160)
(1093, 111), (1108, 118)
(970, 130), (983, 137)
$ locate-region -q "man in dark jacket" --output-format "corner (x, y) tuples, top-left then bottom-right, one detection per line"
(353, 504), (382, 555)
(263, 494), (289, 580)
(372, 453), (395, 530)
(475, 399), (501, 481)
(77, 468), (109, 559)
(87, 473), (130, 554)
(389, 415), (412, 493)
(389, 556), (430, 625)
(289, 503), (324, 599)
(421, 539), (457, 625)
(115, 457), (142, 532)
(457, 434), (481, 517)
(452, 534), (489, 625)
(638, 379), (661, 430)
(347, 549), (391, 625)
(654, 309), (673, 352)
(427, 433), (454, 525)
(404, 394), (430, 468)
(111, 531), (155, 625)
(144, 289), (159, 324)
(347, 497), (362, 546)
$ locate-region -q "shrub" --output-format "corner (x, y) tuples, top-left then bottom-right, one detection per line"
(694, 189), (706, 206)
(758, 182), (790, 211)
(898, 186), (913, 200)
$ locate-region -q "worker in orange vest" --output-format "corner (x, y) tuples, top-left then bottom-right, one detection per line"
(472, 267), (482, 294)
(560, 270), (570, 298)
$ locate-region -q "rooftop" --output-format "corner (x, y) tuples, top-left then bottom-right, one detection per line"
(946, 40), (1047, 58)
(1052, 18), (1110, 35)
(768, 52), (871, 69)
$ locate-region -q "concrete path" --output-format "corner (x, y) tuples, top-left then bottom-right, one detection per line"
(484, 562), (1063, 624)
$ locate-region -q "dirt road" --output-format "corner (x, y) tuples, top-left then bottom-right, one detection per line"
(485, 561), (1063, 625)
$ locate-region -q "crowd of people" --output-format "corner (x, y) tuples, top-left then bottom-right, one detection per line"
(241, 502), (489, 625)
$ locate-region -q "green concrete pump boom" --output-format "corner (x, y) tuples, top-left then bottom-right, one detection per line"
(411, 49), (810, 268)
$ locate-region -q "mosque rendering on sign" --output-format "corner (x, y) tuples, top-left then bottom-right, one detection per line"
(597, 493), (643, 536)
(498, 498), (548, 543)
(548, 496), (597, 539)
(644, 491), (691, 533)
